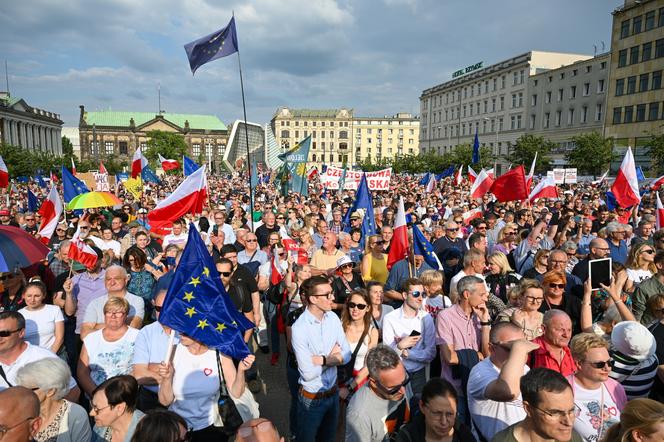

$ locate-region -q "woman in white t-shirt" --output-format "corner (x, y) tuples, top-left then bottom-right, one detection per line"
(157, 334), (255, 442)
(624, 242), (656, 293)
(19, 280), (64, 355)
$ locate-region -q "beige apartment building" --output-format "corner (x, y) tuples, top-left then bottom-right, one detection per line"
(419, 51), (592, 174)
(353, 113), (419, 165)
(605, 0), (664, 169)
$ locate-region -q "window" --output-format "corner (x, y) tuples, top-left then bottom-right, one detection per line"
(532, 94), (537, 106)
(586, 65), (592, 73)
(649, 102), (660, 121)
(636, 104), (646, 122)
(511, 94), (517, 108)
(295, 130), (299, 138)
(600, 61), (607, 69)
(624, 106), (634, 123)
(596, 104), (603, 121)
(572, 69), (578, 77)
(119, 141), (127, 155)
(510, 115), (516, 130)
(627, 76), (637, 94)
(621, 20), (630, 38)
(520, 70), (525, 84)
(568, 108), (575, 125)
(630, 46), (640, 64)
(618, 49), (628, 67)
(500, 96), (505, 110)
(498, 118), (503, 131)
(484, 81), (489, 94)
(656, 39), (664, 58)
(616, 78), (625, 96)
(105, 141), (113, 155)
(653, 70), (662, 89)
(339, 130), (348, 139)
(140, 142), (147, 150)
(640, 73), (650, 92)
(518, 93), (523, 107)
(491, 98), (496, 112)
(513, 72), (518, 86)
(613, 108), (622, 124)
(483, 100), (488, 113)
(583, 83), (590, 96)
(557, 89), (564, 101)
(643, 42), (653, 62)
(560, 72), (565, 80)
(555, 110), (562, 126)
(646, 11), (655, 30)
(501, 75), (506, 89)
(493, 78), (497, 91)
(581, 106), (588, 123)
(660, 7), (664, 27)
(570, 85), (577, 99)
(633, 15), (642, 34)
(192, 143), (200, 156)
(529, 114), (536, 129)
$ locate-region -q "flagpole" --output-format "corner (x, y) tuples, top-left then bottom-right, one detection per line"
(234, 13), (255, 231)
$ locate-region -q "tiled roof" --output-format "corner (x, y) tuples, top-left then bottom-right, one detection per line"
(83, 111), (227, 131)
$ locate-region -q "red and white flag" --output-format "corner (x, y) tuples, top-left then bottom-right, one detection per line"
(99, 160), (108, 175)
(68, 226), (99, 268)
(36, 185), (63, 245)
(470, 168), (495, 199)
(158, 154), (180, 172)
(307, 167), (319, 180)
(611, 146), (641, 208)
(651, 174), (664, 190)
(131, 148), (149, 178)
(657, 193), (664, 230)
(282, 235), (309, 266)
(50, 171), (58, 183)
(528, 176), (559, 202)
(462, 207), (483, 225)
(270, 250), (285, 286)
(71, 158), (77, 176)
(148, 165), (208, 229)
(526, 152), (538, 189)
(0, 155), (8, 188)
(592, 169), (609, 186)
(467, 165), (478, 184)
(454, 165), (464, 186)
(425, 174), (437, 193)
(387, 196), (408, 270)
(490, 165), (529, 202)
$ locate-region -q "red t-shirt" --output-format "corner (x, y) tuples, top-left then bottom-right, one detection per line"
(529, 336), (577, 377)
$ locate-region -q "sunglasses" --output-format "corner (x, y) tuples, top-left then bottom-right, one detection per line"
(0, 329), (21, 337)
(154, 305), (163, 312)
(372, 241), (384, 246)
(446, 228), (458, 231)
(549, 283), (565, 289)
(79, 226), (90, 230)
(586, 359), (613, 369)
(376, 374), (411, 395)
(642, 249), (655, 254)
(348, 302), (367, 310)
(409, 291), (423, 298)
(220, 271), (232, 277)
(246, 239), (257, 243)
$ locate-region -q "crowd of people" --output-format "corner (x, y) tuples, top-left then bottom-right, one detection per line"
(2, 170), (664, 442)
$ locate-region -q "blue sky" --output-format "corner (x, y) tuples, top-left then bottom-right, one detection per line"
(0, 0), (621, 127)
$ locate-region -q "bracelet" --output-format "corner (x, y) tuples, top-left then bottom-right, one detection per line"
(321, 355), (327, 367)
(480, 321), (492, 326)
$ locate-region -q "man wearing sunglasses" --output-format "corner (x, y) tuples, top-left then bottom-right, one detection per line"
(20, 212), (38, 235)
(382, 279), (435, 408)
(346, 345), (411, 442)
(432, 221), (467, 259)
(216, 258), (254, 343)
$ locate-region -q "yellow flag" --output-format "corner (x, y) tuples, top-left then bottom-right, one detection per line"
(124, 176), (143, 199)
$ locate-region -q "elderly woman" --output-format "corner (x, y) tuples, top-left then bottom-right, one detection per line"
(360, 234), (388, 284)
(19, 279), (64, 355)
(158, 334), (255, 442)
(78, 297), (139, 398)
(568, 333), (626, 441)
(90, 375), (145, 441)
(496, 279), (545, 340)
(490, 223), (519, 255)
(485, 252), (521, 304)
(16, 358), (91, 442)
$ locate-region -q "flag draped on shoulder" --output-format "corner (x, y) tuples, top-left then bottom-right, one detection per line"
(611, 147), (641, 208)
(387, 196), (408, 270)
(37, 185), (63, 245)
(159, 224), (253, 359)
(184, 17), (239, 75)
(148, 165), (208, 229)
(490, 165), (528, 202)
(412, 224), (442, 270)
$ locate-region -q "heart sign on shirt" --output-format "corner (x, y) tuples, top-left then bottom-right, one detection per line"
(203, 368), (213, 376)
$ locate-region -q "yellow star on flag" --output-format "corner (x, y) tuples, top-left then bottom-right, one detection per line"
(185, 307), (196, 318)
(201, 267), (210, 278)
(189, 276), (201, 287)
(216, 323), (227, 333)
(197, 319), (209, 330)
(183, 291), (195, 302)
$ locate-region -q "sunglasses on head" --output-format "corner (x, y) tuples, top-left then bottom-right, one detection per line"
(348, 302), (367, 310)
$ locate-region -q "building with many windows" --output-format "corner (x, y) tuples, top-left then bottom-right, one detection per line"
(78, 105), (228, 171)
(527, 53), (610, 167)
(419, 51), (591, 174)
(353, 113), (419, 165)
(0, 92), (64, 154)
(605, 0), (664, 169)
(222, 120), (265, 172)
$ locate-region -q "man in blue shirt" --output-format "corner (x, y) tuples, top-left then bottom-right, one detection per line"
(607, 222), (629, 265)
(291, 276), (351, 442)
(384, 253), (433, 307)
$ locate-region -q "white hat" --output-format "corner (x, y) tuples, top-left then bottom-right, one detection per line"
(611, 321), (656, 362)
(336, 255), (353, 269)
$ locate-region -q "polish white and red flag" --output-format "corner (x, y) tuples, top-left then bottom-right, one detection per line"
(148, 165), (208, 229)
(158, 154), (180, 172)
(387, 196), (408, 270)
(526, 151), (538, 189)
(657, 192), (664, 230)
(650, 174), (664, 191)
(592, 169), (609, 186)
(99, 160), (108, 174)
(36, 185), (63, 245)
(467, 165), (478, 184)
(425, 174), (437, 193)
(68, 226), (99, 268)
(462, 207), (483, 225)
(281, 233), (309, 265)
(454, 165), (464, 186)
(70, 158), (77, 176)
(0, 155), (8, 188)
(611, 146), (641, 208)
(131, 148), (149, 178)
(528, 176), (559, 202)
(470, 168), (495, 199)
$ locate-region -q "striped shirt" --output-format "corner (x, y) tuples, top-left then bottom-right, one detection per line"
(609, 350), (659, 400)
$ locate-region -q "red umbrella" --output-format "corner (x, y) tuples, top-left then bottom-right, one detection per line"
(0, 226), (50, 273)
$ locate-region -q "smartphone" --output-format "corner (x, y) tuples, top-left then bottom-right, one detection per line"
(589, 258), (612, 290)
(409, 330), (421, 337)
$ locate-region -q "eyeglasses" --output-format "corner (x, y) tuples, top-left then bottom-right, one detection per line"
(375, 374), (410, 395)
(348, 302), (367, 310)
(0, 416), (38, 439)
(526, 296), (544, 303)
(585, 359), (614, 369)
(548, 283), (565, 289)
(311, 291), (334, 299)
(532, 404), (581, 420)
(104, 311), (126, 317)
(90, 403), (112, 414)
(24, 218), (35, 222)
(236, 420), (277, 438)
(446, 228), (458, 231)
(642, 249), (655, 254)
(371, 241), (384, 246)
(408, 291), (423, 298)
(79, 226), (90, 230)
(246, 239), (257, 243)
(277, 216), (285, 220)
(220, 271), (232, 277)
(476, 226), (487, 230)
(0, 329), (21, 338)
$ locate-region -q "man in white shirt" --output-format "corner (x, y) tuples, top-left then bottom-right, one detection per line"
(162, 219), (188, 250)
(449, 248), (487, 300)
(210, 210), (236, 245)
(90, 226), (121, 257)
(467, 322), (538, 441)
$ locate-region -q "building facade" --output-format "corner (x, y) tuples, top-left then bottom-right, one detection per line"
(222, 120), (265, 172)
(419, 51), (592, 174)
(605, 0), (664, 169)
(353, 113), (419, 165)
(271, 107), (353, 168)
(0, 93), (64, 155)
(527, 53), (610, 167)
(78, 105), (228, 170)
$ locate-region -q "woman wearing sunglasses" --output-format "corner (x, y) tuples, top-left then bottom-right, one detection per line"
(361, 234), (389, 285)
(332, 255), (365, 312)
(624, 242), (657, 294)
(568, 333), (626, 441)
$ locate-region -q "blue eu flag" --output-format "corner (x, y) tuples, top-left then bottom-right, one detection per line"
(141, 165), (161, 184)
(343, 174), (376, 244)
(436, 165), (455, 180)
(472, 130), (480, 164)
(27, 189), (39, 212)
(184, 156), (200, 177)
(61, 165), (89, 203)
(412, 224), (443, 270)
(159, 224), (254, 359)
(418, 173), (431, 186)
(184, 17), (239, 75)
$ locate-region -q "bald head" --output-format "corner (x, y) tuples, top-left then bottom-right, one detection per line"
(0, 387), (40, 441)
(236, 418), (282, 442)
(589, 238), (610, 259)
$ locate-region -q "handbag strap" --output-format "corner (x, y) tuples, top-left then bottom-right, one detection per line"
(349, 327), (370, 366)
(215, 350), (230, 396)
(0, 365), (11, 387)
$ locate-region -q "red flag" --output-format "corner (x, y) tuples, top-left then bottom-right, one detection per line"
(611, 147), (641, 208)
(651, 174), (664, 191)
(462, 207), (483, 225)
(467, 165), (478, 184)
(37, 185), (63, 245)
(68, 227), (99, 268)
(0, 155), (8, 188)
(387, 196), (408, 270)
(71, 158), (77, 176)
(526, 152), (538, 189)
(50, 171), (59, 183)
(490, 165), (528, 202)
(148, 165), (208, 229)
(99, 160), (108, 175)
(470, 168), (495, 199)
(158, 154), (180, 172)
(131, 147), (148, 178)
(657, 193), (664, 231)
(528, 176), (559, 202)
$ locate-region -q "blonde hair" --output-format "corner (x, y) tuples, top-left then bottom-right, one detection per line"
(497, 223), (518, 243)
(569, 332), (609, 361)
(625, 242), (657, 274)
(603, 398), (664, 442)
(364, 234), (381, 254)
(103, 297), (130, 315)
(488, 251), (514, 274)
(420, 270), (444, 289)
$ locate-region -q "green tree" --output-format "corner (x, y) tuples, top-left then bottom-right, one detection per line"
(143, 130), (189, 171)
(506, 134), (553, 172)
(449, 144), (495, 170)
(648, 132), (664, 175)
(62, 136), (74, 156)
(566, 131), (614, 175)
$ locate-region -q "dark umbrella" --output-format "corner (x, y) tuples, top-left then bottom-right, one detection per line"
(0, 226), (51, 273)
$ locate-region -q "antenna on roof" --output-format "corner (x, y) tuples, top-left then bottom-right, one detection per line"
(593, 44), (597, 56)
(601, 41), (605, 52)
(4, 60), (9, 98)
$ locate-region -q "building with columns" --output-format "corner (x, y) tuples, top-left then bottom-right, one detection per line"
(78, 105), (228, 171)
(0, 92), (64, 154)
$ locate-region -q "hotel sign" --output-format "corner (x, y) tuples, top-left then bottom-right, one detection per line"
(453, 61), (483, 78)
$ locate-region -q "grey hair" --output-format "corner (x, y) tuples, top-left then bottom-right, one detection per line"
(606, 222), (621, 234)
(338, 231), (350, 242)
(366, 344), (401, 379)
(105, 264), (128, 278)
(561, 241), (577, 252)
(542, 309), (571, 327)
(457, 275), (484, 300)
(601, 303), (622, 324)
(16, 358), (71, 400)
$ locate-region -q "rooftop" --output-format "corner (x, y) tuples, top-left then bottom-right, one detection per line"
(83, 111), (227, 131)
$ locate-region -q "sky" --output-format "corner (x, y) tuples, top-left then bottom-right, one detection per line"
(0, 0), (622, 128)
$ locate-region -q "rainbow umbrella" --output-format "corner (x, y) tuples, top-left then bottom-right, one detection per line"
(0, 226), (50, 273)
(66, 191), (123, 210)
